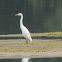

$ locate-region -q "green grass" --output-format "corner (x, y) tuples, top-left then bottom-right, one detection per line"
(0, 32), (62, 37)
(0, 32), (62, 52)
(0, 40), (62, 52)
(31, 32), (62, 37)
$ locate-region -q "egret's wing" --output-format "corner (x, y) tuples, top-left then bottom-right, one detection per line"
(22, 26), (32, 41)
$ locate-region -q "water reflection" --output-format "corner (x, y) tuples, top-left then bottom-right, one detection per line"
(0, 58), (62, 62)
(21, 58), (62, 62)
(21, 58), (30, 62)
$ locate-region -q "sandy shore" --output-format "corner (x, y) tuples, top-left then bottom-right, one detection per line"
(0, 38), (62, 59)
(0, 51), (62, 59)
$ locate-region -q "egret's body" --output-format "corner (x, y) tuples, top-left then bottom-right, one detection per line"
(15, 13), (32, 43)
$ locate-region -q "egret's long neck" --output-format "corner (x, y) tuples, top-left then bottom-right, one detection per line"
(20, 14), (24, 29)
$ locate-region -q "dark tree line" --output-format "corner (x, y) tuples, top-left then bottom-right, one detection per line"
(0, 0), (62, 34)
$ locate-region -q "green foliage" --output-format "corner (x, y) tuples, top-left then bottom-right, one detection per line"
(0, 0), (62, 34)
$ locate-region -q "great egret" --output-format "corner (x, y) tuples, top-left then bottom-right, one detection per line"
(15, 13), (32, 43)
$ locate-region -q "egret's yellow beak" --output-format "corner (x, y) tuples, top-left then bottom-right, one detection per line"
(15, 14), (19, 16)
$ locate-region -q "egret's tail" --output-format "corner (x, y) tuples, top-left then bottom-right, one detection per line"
(30, 38), (32, 43)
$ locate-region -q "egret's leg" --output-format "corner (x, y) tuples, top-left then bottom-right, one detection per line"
(26, 39), (28, 44)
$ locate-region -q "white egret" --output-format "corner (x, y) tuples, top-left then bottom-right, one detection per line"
(15, 13), (32, 43)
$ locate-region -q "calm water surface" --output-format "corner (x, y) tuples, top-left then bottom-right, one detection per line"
(0, 58), (62, 62)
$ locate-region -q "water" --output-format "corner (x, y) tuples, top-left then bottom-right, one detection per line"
(21, 58), (30, 62)
(0, 58), (62, 62)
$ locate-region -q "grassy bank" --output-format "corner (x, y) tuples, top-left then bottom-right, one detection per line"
(0, 32), (62, 37)
(0, 40), (62, 52)
(0, 32), (62, 53)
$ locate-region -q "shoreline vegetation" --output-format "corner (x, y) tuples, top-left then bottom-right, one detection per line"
(0, 32), (62, 58)
(0, 32), (62, 37)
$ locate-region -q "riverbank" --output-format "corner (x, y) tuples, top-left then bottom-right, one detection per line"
(0, 51), (62, 59)
(0, 39), (62, 59)
(0, 32), (62, 59)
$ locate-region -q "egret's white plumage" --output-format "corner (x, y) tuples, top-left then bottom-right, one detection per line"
(15, 13), (32, 43)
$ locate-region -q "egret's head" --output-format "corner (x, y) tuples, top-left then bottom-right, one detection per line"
(15, 13), (23, 16)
